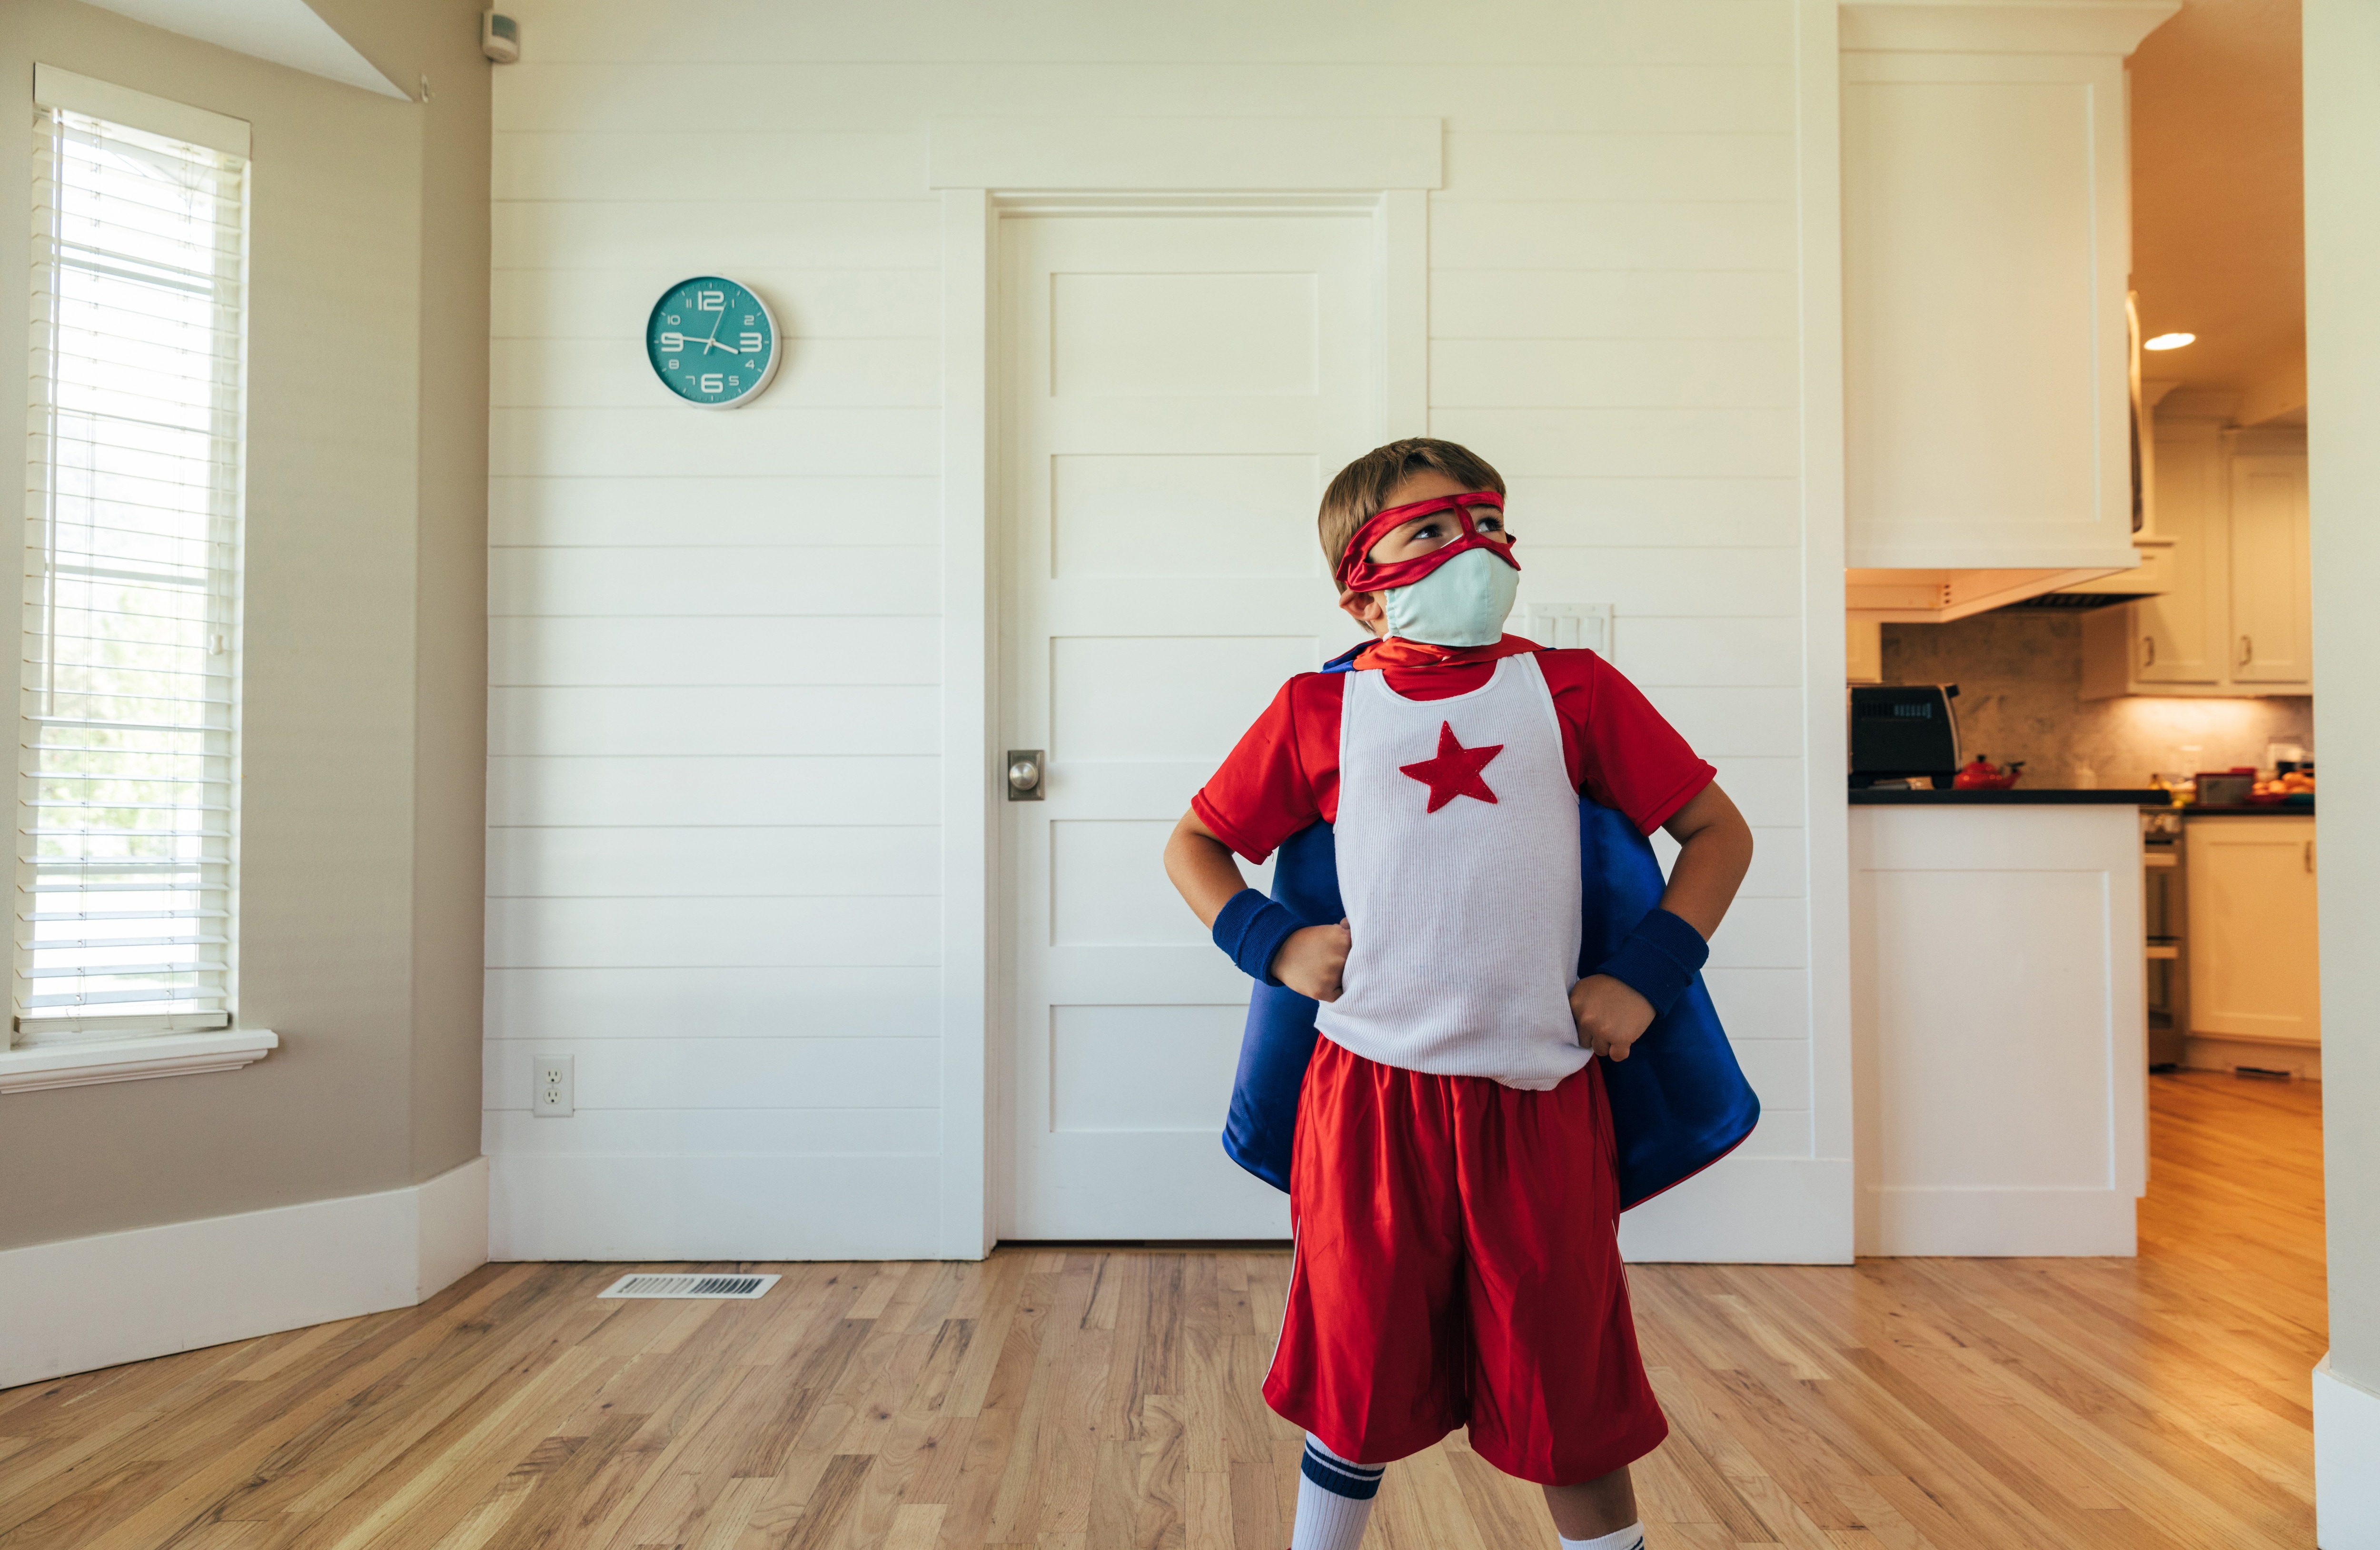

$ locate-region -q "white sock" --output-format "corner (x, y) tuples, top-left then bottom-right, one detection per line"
(1290, 1433), (1383, 1550)
(1558, 1523), (1646, 1550)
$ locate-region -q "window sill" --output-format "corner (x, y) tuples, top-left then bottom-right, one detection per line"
(0, 1029), (278, 1095)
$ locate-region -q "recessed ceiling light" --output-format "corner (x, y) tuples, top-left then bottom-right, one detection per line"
(2144, 332), (2196, 351)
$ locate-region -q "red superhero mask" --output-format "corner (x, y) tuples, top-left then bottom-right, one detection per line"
(1334, 491), (1521, 594)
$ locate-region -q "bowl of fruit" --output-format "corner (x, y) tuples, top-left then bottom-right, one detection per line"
(2250, 769), (2316, 805)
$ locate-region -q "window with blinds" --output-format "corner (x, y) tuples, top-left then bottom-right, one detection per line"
(19, 102), (247, 1044)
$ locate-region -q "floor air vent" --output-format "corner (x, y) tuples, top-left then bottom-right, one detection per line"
(597, 1273), (779, 1299)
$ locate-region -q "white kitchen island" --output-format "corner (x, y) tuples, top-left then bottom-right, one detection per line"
(1850, 793), (2153, 1255)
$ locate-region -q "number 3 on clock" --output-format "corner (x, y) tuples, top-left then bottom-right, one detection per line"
(646, 276), (780, 409)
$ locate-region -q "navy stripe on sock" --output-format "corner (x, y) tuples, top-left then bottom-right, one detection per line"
(1300, 1442), (1385, 1501)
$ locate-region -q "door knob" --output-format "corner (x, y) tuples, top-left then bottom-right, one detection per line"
(1006, 749), (1044, 801)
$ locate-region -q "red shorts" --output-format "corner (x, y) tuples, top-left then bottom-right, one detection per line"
(1262, 1037), (1669, 1485)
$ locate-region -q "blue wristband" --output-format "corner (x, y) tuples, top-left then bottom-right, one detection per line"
(1592, 908), (1709, 1016)
(1212, 889), (1302, 987)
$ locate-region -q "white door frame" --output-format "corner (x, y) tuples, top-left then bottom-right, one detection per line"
(931, 120), (1440, 1255)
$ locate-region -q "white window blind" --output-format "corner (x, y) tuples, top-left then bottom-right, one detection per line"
(18, 102), (247, 1044)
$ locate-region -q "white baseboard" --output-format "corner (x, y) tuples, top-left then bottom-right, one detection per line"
(489, 1153), (942, 1261)
(1859, 1184), (2135, 1256)
(2182, 1035), (2322, 1081)
(417, 1154), (492, 1295)
(2317, 1354), (2380, 1548)
(1620, 1156), (1854, 1264)
(0, 1155), (489, 1392)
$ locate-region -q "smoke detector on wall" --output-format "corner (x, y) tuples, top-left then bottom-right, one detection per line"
(482, 11), (520, 63)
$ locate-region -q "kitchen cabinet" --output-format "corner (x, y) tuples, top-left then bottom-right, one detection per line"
(2186, 815), (2320, 1051)
(2131, 420), (2224, 685)
(2081, 427), (2311, 697)
(1840, 1), (2171, 586)
(2228, 454), (2313, 683)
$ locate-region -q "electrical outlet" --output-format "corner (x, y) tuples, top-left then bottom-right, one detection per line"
(533, 1054), (573, 1116)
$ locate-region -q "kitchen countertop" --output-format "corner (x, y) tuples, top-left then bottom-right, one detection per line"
(1848, 788), (2166, 805)
(1846, 789), (2315, 812)
(2179, 801), (2316, 815)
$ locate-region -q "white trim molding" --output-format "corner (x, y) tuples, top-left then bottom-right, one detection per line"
(938, 186), (996, 1261)
(0, 1155), (488, 1390)
(1795, 0), (1858, 1266)
(1839, 0), (2178, 56)
(1376, 189), (1430, 437)
(2317, 1355), (2380, 1548)
(0, 1028), (278, 1094)
(1863, 1184), (2135, 1255)
(928, 117), (1443, 191)
(33, 63), (251, 155)
(1620, 1158), (1854, 1264)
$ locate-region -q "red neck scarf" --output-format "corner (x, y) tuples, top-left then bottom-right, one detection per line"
(1352, 634), (1541, 672)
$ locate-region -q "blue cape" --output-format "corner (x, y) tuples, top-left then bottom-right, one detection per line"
(1220, 652), (1761, 1211)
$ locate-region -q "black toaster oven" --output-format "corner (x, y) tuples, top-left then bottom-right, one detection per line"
(1849, 684), (1960, 789)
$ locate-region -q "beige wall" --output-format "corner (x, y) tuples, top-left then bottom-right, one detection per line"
(0, 0), (487, 1250)
(2306, 0), (2380, 1393)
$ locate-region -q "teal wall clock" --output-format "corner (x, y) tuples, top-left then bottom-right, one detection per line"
(646, 276), (780, 408)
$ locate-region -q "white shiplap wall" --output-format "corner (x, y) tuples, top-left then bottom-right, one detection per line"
(487, 0), (1849, 1262)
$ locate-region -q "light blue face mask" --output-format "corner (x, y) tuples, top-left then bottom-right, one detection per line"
(1380, 545), (1520, 648)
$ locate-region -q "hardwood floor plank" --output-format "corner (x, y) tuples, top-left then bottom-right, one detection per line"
(684, 1475), (774, 1550)
(727, 1451), (831, 1549)
(306, 1347), (618, 1550)
(1223, 1456), (1282, 1550)
(773, 1453), (872, 1550)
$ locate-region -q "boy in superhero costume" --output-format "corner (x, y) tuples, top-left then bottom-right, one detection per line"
(1163, 439), (1758, 1550)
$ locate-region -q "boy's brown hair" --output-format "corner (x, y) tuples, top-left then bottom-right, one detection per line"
(1317, 438), (1507, 580)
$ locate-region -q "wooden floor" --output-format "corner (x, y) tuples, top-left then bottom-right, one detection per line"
(0, 1072), (2325, 1550)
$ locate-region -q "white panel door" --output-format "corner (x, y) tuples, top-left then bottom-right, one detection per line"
(2187, 816), (2321, 1045)
(2228, 454), (2313, 686)
(1002, 212), (1376, 1239)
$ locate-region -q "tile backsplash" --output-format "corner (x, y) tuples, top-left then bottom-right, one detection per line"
(1880, 612), (2311, 787)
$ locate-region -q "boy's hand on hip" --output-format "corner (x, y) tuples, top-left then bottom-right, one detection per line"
(1571, 974), (1654, 1061)
(1272, 921), (1351, 1003)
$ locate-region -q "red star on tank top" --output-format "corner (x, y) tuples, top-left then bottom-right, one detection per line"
(1398, 722), (1504, 812)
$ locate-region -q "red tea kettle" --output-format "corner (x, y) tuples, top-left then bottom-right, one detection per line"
(1954, 754), (2024, 790)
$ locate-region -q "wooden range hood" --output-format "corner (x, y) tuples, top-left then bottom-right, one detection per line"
(1846, 559), (2163, 624)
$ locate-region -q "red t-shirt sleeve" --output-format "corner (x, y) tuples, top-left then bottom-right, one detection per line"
(1539, 649), (1717, 834)
(1191, 674), (1339, 863)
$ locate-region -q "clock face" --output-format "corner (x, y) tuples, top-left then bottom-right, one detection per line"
(646, 276), (779, 408)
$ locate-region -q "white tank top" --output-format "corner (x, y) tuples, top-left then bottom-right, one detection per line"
(1314, 653), (1588, 1089)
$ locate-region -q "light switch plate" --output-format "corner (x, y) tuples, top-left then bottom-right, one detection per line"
(1512, 601), (1612, 655)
